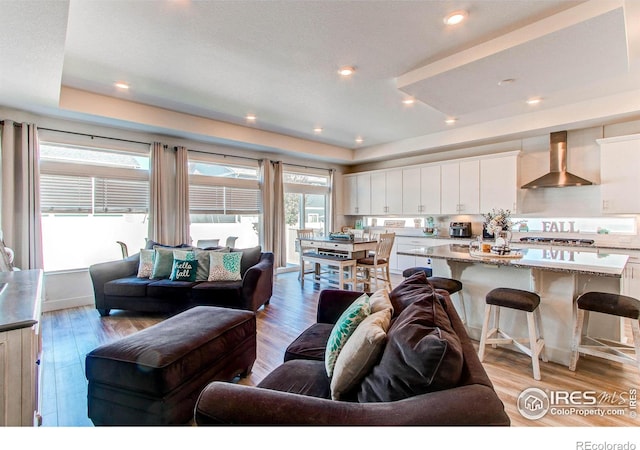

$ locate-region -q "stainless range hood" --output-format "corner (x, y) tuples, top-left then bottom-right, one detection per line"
(521, 131), (593, 189)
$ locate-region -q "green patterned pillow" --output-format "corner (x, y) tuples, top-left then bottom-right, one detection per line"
(208, 252), (243, 281)
(325, 293), (371, 378)
(194, 247), (230, 281)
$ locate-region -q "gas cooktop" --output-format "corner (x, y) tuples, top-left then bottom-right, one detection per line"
(519, 237), (595, 247)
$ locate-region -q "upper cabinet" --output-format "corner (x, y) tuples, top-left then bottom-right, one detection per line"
(480, 152), (519, 213)
(402, 165), (441, 215)
(343, 173), (371, 215)
(343, 151), (519, 217)
(370, 169), (403, 215)
(598, 134), (640, 214)
(441, 159), (480, 215)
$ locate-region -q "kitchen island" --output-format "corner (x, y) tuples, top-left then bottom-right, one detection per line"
(398, 243), (629, 366)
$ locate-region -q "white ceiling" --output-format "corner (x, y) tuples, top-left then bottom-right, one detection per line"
(1, 0), (640, 165)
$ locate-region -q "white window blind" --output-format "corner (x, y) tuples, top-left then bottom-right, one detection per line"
(189, 185), (260, 214)
(40, 174), (149, 214)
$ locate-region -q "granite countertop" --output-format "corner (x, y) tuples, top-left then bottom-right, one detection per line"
(0, 269), (43, 332)
(399, 244), (629, 278)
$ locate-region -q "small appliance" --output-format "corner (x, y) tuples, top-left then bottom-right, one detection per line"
(449, 222), (472, 238)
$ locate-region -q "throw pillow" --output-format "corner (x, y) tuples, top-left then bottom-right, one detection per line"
(357, 297), (464, 403)
(169, 258), (198, 282)
(151, 247), (178, 279)
(194, 247), (229, 281)
(325, 293), (371, 378)
(369, 288), (394, 315)
(330, 307), (391, 400)
(231, 246), (262, 275)
(136, 249), (155, 278)
(208, 251), (243, 281)
(389, 270), (436, 317)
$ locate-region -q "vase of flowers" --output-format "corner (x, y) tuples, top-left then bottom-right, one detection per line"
(483, 208), (521, 249)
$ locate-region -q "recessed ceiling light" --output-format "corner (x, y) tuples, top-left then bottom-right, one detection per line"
(526, 97), (542, 105)
(114, 82), (130, 89)
(245, 114), (257, 122)
(402, 97), (415, 105)
(313, 127), (323, 134)
(445, 118), (457, 124)
(355, 137), (364, 144)
(338, 66), (355, 76)
(443, 10), (468, 26)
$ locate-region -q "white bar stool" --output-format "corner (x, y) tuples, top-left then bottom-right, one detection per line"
(569, 291), (640, 374)
(478, 287), (547, 380)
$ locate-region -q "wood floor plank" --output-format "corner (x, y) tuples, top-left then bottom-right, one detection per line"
(40, 271), (638, 427)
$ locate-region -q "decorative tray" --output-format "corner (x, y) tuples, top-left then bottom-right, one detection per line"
(469, 250), (524, 259)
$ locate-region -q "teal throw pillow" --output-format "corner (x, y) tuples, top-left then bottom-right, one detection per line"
(325, 293), (371, 378)
(170, 258), (198, 282)
(208, 252), (243, 281)
(151, 247), (176, 279)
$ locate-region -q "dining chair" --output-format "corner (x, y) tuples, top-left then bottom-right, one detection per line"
(356, 232), (395, 292)
(297, 229), (315, 282)
(116, 241), (129, 258)
(197, 239), (220, 248)
(225, 236), (238, 247)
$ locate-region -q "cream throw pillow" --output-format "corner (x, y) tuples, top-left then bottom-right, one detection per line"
(330, 307), (392, 400)
(369, 288), (394, 315)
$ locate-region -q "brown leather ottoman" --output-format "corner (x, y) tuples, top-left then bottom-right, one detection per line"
(85, 305), (256, 425)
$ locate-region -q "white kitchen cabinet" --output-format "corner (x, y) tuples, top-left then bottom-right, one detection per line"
(598, 134), (640, 214)
(441, 159), (479, 215)
(370, 169), (402, 215)
(480, 152), (519, 213)
(343, 173), (371, 215)
(402, 165), (441, 215)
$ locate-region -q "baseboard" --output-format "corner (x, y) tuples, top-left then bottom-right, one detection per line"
(42, 295), (94, 313)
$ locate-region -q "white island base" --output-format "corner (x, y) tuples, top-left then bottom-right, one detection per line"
(430, 256), (625, 367)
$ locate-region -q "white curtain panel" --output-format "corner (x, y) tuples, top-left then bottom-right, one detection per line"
(259, 159), (286, 268)
(149, 142), (179, 245)
(0, 120), (44, 269)
(259, 158), (273, 252)
(175, 146), (191, 245)
(272, 160), (287, 268)
(329, 169), (336, 233)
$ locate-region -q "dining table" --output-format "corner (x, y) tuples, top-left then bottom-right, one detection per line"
(297, 236), (378, 289)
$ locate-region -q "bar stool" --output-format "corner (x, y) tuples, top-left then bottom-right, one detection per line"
(402, 267), (466, 324)
(569, 291), (640, 374)
(478, 287), (547, 380)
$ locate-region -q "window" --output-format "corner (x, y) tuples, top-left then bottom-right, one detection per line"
(284, 167), (331, 267)
(39, 143), (150, 271)
(188, 155), (261, 248)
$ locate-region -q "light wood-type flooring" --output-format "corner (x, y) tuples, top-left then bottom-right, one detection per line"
(40, 271), (638, 428)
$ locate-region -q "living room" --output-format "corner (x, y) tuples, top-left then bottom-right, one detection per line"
(1, 0), (640, 445)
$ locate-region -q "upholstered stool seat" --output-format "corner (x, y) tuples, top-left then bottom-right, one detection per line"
(402, 268), (466, 323)
(569, 291), (640, 374)
(85, 306), (256, 425)
(479, 287), (547, 380)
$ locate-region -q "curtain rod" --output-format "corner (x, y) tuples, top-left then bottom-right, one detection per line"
(186, 148), (331, 172)
(4, 121), (333, 172)
(39, 127), (151, 146)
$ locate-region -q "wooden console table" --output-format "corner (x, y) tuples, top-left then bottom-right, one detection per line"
(0, 269), (44, 426)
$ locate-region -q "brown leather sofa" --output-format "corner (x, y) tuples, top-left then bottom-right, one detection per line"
(194, 271), (510, 426)
(89, 244), (274, 316)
